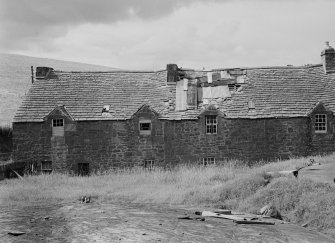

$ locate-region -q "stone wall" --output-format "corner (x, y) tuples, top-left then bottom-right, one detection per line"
(12, 112), (335, 173)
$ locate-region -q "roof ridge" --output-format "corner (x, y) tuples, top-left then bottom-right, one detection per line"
(54, 70), (165, 74)
(212, 64), (322, 71)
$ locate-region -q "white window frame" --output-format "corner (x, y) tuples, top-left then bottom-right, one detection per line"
(315, 114), (327, 133)
(139, 119), (151, 135)
(202, 157), (216, 166)
(52, 118), (64, 137)
(205, 115), (217, 134)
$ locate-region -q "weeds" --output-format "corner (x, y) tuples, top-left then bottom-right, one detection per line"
(0, 154), (334, 236)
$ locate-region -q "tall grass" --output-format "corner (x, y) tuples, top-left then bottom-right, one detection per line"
(0, 154), (334, 236)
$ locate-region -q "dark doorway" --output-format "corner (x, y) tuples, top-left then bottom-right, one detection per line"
(78, 163), (90, 176)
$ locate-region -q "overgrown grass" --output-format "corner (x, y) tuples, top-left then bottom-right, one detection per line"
(0, 154), (334, 237)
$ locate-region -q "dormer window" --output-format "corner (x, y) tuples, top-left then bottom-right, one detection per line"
(139, 119), (151, 135)
(205, 115), (217, 134)
(315, 114), (327, 133)
(52, 118), (64, 137)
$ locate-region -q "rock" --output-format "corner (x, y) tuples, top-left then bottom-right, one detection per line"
(260, 204), (282, 220)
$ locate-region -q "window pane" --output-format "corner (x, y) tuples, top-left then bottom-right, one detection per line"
(140, 123), (151, 131)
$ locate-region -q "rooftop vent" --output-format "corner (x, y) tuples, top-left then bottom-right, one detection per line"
(102, 105), (110, 112)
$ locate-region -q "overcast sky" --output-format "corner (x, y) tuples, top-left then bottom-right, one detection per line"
(1, 0), (335, 70)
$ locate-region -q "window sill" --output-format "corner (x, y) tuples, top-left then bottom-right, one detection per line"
(315, 131), (327, 134)
(140, 131), (151, 136)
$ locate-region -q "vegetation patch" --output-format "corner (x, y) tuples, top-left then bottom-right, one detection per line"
(0, 154), (334, 237)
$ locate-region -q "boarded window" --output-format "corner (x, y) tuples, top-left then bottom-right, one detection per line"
(203, 157), (216, 166)
(143, 160), (154, 171)
(41, 161), (52, 173)
(78, 163), (90, 176)
(205, 115), (217, 134)
(139, 119), (151, 135)
(315, 114), (327, 133)
(52, 119), (64, 137)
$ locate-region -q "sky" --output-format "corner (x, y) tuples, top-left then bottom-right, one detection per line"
(0, 0), (335, 70)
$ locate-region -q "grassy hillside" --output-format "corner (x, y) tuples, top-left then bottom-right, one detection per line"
(0, 53), (117, 125)
(1, 155), (334, 237)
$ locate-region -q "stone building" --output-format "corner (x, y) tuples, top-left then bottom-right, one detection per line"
(12, 42), (335, 174)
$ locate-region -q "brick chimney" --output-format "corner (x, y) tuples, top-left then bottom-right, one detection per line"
(321, 41), (335, 74)
(167, 64), (178, 83)
(36, 67), (54, 79)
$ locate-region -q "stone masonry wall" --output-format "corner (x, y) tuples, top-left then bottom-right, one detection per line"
(12, 113), (335, 173)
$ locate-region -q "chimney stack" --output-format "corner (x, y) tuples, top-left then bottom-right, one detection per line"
(321, 41), (335, 74)
(36, 67), (54, 79)
(167, 64), (178, 83)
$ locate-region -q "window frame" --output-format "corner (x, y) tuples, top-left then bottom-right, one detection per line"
(315, 114), (327, 133)
(139, 119), (152, 135)
(202, 157), (216, 166)
(52, 118), (65, 137)
(143, 160), (155, 171)
(52, 118), (64, 127)
(78, 163), (90, 176)
(41, 161), (52, 173)
(205, 115), (217, 134)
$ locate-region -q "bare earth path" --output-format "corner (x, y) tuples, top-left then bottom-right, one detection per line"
(0, 200), (334, 243)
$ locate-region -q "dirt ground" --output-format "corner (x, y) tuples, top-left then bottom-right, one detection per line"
(1, 200), (334, 243)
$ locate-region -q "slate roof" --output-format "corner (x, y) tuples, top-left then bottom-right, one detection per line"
(221, 65), (335, 118)
(14, 70), (174, 122)
(13, 64), (335, 122)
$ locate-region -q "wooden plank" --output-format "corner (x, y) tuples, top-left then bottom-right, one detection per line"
(201, 211), (248, 221)
(265, 170), (298, 177)
(234, 220), (275, 225)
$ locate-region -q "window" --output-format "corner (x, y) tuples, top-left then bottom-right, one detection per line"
(143, 160), (154, 171)
(203, 157), (216, 166)
(139, 119), (151, 135)
(52, 118), (64, 137)
(205, 115), (217, 134)
(41, 161), (52, 173)
(78, 163), (90, 176)
(315, 114), (327, 133)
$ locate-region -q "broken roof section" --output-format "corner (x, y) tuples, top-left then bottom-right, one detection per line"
(13, 63), (335, 122)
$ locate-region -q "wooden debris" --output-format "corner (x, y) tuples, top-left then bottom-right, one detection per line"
(260, 204), (282, 220)
(265, 170), (298, 178)
(178, 215), (205, 221)
(178, 215), (192, 220)
(213, 209), (231, 215)
(80, 195), (91, 203)
(10, 169), (23, 180)
(201, 211), (249, 221)
(8, 230), (26, 236)
(234, 220), (275, 225)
